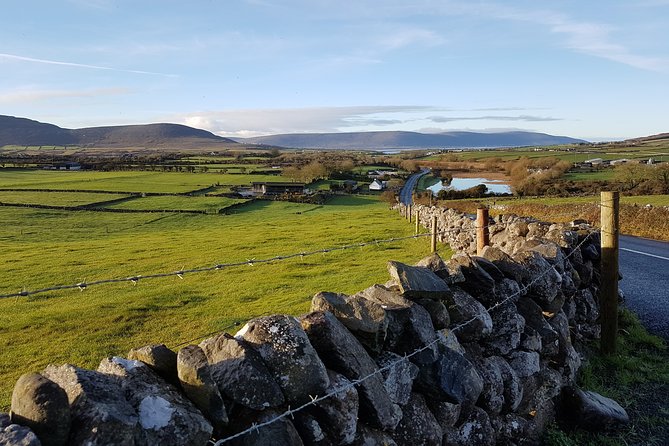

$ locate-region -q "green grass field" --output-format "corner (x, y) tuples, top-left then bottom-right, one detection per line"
(0, 191), (440, 410)
(0, 190), (129, 206)
(0, 170), (289, 193)
(103, 195), (245, 212)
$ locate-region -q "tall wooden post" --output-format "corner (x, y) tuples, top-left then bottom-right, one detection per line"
(408, 204), (412, 222)
(476, 206), (490, 255)
(415, 210), (420, 235)
(601, 191), (619, 355)
(431, 216), (438, 253)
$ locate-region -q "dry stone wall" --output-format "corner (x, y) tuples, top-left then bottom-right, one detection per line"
(2, 206), (620, 446)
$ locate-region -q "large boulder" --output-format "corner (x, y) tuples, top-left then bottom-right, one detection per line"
(0, 423), (41, 446)
(311, 291), (388, 354)
(444, 287), (493, 342)
(376, 352), (419, 406)
(301, 311), (402, 431)
(10, 373), (70, 446)
(387, 261), (451, 300)
(98, 357), (213, 445)
(415, 345), (483, 407)
(43, 364), (138, 446)
(176, 345), (228, 433)
(198, 333), (284, 410)
(391, 393), (442, 446)
(312, 370), (359, 445)
(127, 344), (178, 386)
(559, 386), (630, 432)
(237, 315), (330, 405)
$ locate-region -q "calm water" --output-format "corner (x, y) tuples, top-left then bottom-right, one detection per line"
(427, 177), (512, 195)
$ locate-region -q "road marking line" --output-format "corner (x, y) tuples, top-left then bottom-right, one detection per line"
(620, 247), (669, 261)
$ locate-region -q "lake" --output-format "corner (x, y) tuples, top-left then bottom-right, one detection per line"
(427, 176), (512, 195)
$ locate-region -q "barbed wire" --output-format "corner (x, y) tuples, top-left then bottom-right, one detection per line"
(0, 230), (466, 300)
(210, 231), (596, 444)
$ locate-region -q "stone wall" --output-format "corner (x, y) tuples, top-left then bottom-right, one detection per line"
(2, 207), (609, 446)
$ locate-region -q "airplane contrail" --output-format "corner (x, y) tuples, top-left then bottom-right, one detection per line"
(0, 52), (178, 77)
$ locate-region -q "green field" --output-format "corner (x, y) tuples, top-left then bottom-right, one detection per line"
(104, 195), (246, 212)
(0, 190), (129, 206)
(0, 170), (289, 193)
(0, 187), (439, 409)
(563, 170), (616, 181)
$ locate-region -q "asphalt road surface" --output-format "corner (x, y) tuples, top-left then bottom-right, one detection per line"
(399, 169), (430, 205)
(619, 235), (669, 340)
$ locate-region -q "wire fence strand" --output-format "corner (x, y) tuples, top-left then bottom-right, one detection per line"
(210, 231), (596, 445)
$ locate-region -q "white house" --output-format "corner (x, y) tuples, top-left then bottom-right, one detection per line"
(369, 179), (385, 191)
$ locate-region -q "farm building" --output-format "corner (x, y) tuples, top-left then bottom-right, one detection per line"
(369, 179), (386, 191)
(252, 182), (305, 195)
(584, 158), (604, 166)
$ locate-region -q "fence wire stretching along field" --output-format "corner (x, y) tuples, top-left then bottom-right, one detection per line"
(0, 225), (496, 300)
(209, 231), (596, 445)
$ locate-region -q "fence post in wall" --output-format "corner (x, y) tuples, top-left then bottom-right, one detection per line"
(431, 215), (438, 253)
(600, 191), (620, 355)
(415, 209), (420, 235)
(408, 204), (412, 222)
(476, 206), (490, 256)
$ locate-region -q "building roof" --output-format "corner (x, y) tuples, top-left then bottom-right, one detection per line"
(251, 182), (305, 187)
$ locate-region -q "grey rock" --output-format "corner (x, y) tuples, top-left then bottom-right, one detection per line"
(448, 254), (495, 298)
(483, 300), (525, 356)
(508, 220), (529, 237)
(416, 298), (450, 330)
(415, 252), (450, 280)
(0, 424), (41, 446)
(43, 363), (138, 446)
(392, 304), (439, 366)
(560, 386), (630, 432)
(471, 256), (505, 282)
(352, 423), (397, 446)
(529, 242), (566, 273)
(444, 287), (493, 342)
(176, 345), (228, 433)
(489, 356), (523, 413)
(311, 291), (388, 354)
(507, 351), (540, 378)
(544, 228), (577, 248)
(490, 413), (529, 446)
(9, 373), (69, 446)
(416, 346), (483, 407)
(198, 333), (284, 410)
(376, 352), (419, 406)
(516, 298), (559, 357)
(293, 413), (327, 445)
(238, 314), (330, 405)
(227, 410), (304, 446)
(480, 246), (528, 285)
(387, 260), (451, 300)
(426, 400), (461, 430)
(98, 357), (213, 446)
(313, 370), (358, 445)
(391, 393), (442, 446)
(520, 326), (542, 353)
(436, 329), (465, 355)
(527, 222), (550, 239)
(442, 406), (495, 446)
(0, 413), (9, 429)
(548, 310), (581, 381)
(443, 260), (466, 285)
(474, 357), (505, 415)
(512, 251), (561, 305)
(495, 278), (523, 303)
(356, 284), (411, 310)
(574, 289), (599, 325)
(581, 242), (600, 261)
(301, 311), (402, 431)
(127, 344), (178, 386)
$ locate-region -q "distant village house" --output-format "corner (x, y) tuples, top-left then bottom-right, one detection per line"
(369, 179), (386, 191)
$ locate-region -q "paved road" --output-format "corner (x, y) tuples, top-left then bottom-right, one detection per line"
(399, 169), (430, 205)
(619, 235), (669, 340)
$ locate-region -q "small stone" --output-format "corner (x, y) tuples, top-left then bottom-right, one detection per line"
(227, 409), (304, 446)
(416, 298), (450, 330)
(313, 370), (359, 445)
(507, 351), (540, 378)
(10, 373), (70, 446)
(560, 386), (630, 432)
(391, 393), (442, 446)
(0, 424), (41, 446)
(445, 287), (493, 342)
(376, 352), (419, 406)
(442, 406), (495, 446)
(127, 344), (178, 386)
(426, 400), (461, 430)
(448, 254), (496, 298)
(415, 252), (451, 280)
(353, 423), (397, 446)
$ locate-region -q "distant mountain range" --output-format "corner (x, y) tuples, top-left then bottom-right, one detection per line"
(0, 115), (237, 148)
(0, 115), (588, 150)
(234, 130), (587, 149)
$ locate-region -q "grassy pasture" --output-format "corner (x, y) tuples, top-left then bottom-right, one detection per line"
(0, 190), (129, 206)
(0, 170), (289, 193)
(103, 195), (246, 212)
(0, 193), (438, 409)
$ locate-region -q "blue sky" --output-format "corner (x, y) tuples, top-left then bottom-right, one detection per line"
(1, 0), (668, 140)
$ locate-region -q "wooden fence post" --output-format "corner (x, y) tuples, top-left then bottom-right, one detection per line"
(601, 191), (619, 355)
(476, 206), (490, 255)
(408, 204), (412, 222)
(431, 215), (438, 253)
(415, 209), (420, 235)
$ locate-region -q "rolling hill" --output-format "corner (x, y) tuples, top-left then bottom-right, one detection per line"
(235, 130), (587, 149)
(0, 115), (237, 148)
